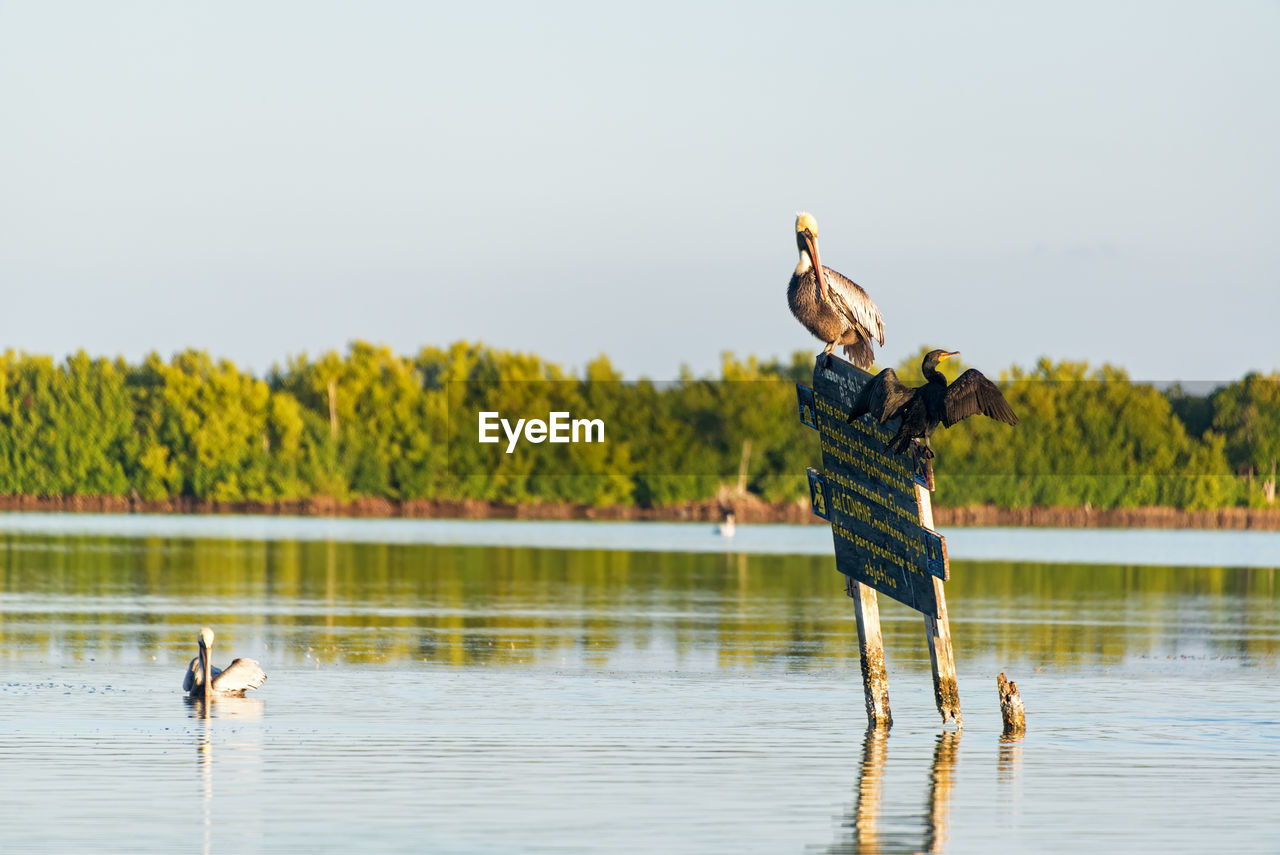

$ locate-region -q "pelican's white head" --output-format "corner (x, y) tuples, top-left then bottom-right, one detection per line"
(199, 627), (214, 650)
(795, 212), (819, 237)
(794, 212), (828, 302)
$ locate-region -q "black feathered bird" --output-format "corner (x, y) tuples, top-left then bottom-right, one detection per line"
(847, 349), (1018, 458)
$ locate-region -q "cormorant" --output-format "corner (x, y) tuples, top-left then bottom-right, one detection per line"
(847, 349), (1018, 457)
(787, 212), (884, 369)
(183, 627), (267, 703)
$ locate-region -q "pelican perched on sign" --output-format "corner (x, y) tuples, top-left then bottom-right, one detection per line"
(847, 349), (1018, 458)
(182, 627), (267, 703)
(787, 212), (884, 369)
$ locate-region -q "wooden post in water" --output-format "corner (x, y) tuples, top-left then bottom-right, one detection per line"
(846, 576), (891, 728)
(917, 484), (961, 726)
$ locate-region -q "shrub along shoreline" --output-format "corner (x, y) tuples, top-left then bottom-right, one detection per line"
(0, 340), (1276, 516)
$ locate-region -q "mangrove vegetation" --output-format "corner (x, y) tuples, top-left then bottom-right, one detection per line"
(0, 342), (1275, 511)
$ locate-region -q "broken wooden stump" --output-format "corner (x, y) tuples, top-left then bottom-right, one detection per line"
(997, 672), (1026, 736)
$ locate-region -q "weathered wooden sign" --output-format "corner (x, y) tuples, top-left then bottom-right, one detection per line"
(799, 355), (962, 728)
(798, 361), (950, 618)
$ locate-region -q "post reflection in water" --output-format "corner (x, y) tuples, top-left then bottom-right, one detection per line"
(827, 729), (960, 855)
(852, 727), (887, 852)
(923, 731), (959, 854)
(998, 730), (1024, 821)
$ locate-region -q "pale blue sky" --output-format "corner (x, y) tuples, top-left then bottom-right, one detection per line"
(2, 1), (1276, 382)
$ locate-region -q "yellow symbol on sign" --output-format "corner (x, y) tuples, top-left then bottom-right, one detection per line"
(811, 480), (827, 518)
(801, 404), (813, 425)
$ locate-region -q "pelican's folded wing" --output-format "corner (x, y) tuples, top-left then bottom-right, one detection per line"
(824, 267), (885, 346)
(182, 656), (200, 693)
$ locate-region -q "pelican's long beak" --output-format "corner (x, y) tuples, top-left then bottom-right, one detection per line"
(200, 638), (212, 706)
(804, 232), (830, 304)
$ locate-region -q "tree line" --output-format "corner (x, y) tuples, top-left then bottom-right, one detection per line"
(0, 342), (1275, 510)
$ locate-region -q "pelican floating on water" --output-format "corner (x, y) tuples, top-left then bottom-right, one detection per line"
(787, 212), (884, 369)
(182, 627), (267, 703)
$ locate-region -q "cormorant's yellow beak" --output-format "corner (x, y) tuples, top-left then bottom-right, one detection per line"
(940, 351), (959, 361)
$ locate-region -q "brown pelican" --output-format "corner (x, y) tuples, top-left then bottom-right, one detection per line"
(847, 349), (1018, 458)
(787, 212), (885, 369)
(182, 627), (267, 703)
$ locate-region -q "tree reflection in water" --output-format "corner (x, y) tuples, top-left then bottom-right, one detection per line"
(1, 533), (1274, 671)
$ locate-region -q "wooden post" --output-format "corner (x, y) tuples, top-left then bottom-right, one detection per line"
(997, 672), (1026, 736)
(917, 484), (961, 727)
(847, 576), (891, 729)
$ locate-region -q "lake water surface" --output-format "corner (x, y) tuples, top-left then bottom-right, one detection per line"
(1, 516), (1277, 853)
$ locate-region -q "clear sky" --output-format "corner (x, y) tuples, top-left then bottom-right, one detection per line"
(2, 1), (1276, 383)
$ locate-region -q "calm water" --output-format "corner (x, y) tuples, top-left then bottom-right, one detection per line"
(0, 518), (1278, 853)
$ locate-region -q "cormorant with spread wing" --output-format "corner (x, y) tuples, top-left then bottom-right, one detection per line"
(787, 212), (884, 369)
(847, 349), (1018, 457)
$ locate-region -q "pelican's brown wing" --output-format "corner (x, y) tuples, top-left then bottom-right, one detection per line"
(849, 368), (914, 424)
(823, 266), (885, 346)
(211, 658), (267, 695)
(942, 369), (1019, 427)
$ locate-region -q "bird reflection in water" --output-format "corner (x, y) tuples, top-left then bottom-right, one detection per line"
(185, 694), (266, 855)
(196, 711), (213, 855)
(826, 728), (960, 854)
(185, 694), (266, 720)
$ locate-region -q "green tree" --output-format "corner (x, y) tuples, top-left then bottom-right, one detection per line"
(1211, 373), (1280, 504)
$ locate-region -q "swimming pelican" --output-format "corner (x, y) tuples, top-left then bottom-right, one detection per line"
(182, 627), (267, 703)
(787, 212), (885, 369)
(847, 349), (1018, 458)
